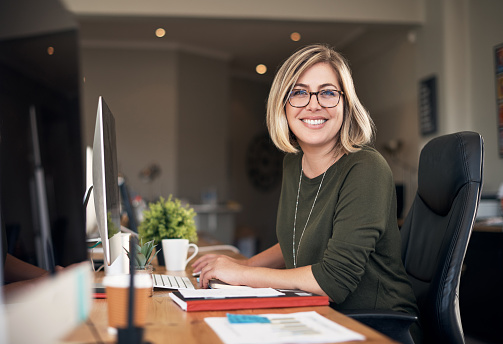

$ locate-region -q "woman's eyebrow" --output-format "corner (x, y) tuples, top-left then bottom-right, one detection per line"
(293, 83), (338, 89)
(293, 83), (308, 88)
(319, 83), (338, 89)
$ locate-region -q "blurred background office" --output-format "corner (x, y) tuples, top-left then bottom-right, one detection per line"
(75, 0), (503, 252)
(1, 0), (502, 342)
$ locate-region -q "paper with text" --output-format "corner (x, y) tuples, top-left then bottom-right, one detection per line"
(205, 311), (365, 344)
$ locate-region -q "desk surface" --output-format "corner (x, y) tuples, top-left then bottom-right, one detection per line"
(473, 222), (503, 233)
(64, 246), (396, 344)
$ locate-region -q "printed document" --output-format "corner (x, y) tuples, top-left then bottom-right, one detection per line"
(204, 311), (365, 344)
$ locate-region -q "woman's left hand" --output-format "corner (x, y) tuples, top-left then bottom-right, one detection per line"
(198, 255), (248, 288)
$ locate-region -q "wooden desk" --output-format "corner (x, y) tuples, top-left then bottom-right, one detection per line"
(64, 247), (396, 344)
(473, 222), (503, 233)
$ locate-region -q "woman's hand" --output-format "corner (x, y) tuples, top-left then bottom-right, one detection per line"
(192, 254), (248, 272)
(192, 254), (249, 288)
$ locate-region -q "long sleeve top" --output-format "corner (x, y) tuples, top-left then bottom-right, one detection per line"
(276, 147), (418, 316)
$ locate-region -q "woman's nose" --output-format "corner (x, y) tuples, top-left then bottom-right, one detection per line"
(306, 93), (321, 110)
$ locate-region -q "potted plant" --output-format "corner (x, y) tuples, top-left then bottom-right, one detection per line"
(138, 195), (198, 266)
(124, 237), (158, 296)
(124, 237), (159, 270)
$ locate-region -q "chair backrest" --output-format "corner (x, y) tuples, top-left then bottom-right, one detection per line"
(400, 131), (484, 344)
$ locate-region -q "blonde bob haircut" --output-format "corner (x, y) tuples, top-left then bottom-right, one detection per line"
(267, 44), (375, 154)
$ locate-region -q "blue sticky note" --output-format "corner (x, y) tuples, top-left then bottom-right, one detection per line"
(227, 313), (271, 324)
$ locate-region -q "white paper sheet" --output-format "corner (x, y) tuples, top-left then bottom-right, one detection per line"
(204, 311), (366, 344)
(180, 287), (284, 299)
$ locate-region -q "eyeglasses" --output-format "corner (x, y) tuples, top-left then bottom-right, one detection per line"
(288, 89), (344, 108)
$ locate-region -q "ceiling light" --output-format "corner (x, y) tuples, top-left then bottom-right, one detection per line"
(290, 32), (301, 42)
(155, 28), (166, 38)
(256, 64), (267, 75)
(47, 46), (55, 55)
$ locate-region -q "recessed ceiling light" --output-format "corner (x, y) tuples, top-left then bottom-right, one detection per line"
(290, 32), (301, 42)
(47, 46), (55, 55)
(256, 64), (267, 75)
(155, 28), (166, 38)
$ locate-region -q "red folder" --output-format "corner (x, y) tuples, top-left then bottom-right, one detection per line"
(169, 289), (329, 312)
(93, 284), (107, 299)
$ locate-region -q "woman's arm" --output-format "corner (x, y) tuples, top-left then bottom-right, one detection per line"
(4, 253), (49, 284)
(198, 257), (326, 297)
(3, 254), (50, 298)
(245, 243), (286, 268)
(191, 243), (327, 294)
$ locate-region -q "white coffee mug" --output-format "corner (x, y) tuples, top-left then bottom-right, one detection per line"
(161, 239), (199, 271)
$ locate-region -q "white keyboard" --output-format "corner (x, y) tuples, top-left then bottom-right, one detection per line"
(153, 274), (195, 290)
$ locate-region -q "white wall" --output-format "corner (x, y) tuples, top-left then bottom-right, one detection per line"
(347, 0), (503, 210)
(81, 47), (178, 201)
(469, 0), (503, 194)
(415, 0), (503, 194)
(229, 77), (281, 251)
(176, 51), (231, 204)
(350, 34), (419, 213)
(81, 45), (232, 204)
(63, 0), (424, 24)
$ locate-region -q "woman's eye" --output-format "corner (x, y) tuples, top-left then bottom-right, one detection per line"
(291, 89), (308, 97)
(320, 90), (337, 97)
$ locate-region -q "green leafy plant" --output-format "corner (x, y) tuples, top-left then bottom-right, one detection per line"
(124, 238), (159, 269)
(138, 195), (198, 244)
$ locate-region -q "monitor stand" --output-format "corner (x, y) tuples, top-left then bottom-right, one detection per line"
(105, 233), (131, 275)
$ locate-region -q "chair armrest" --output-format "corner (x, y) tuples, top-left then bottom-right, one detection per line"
(343, 310), (417, 344)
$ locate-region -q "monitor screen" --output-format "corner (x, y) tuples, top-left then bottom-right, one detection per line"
(92, 96), (121, 266)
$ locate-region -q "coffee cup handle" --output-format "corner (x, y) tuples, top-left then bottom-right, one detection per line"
(185, 244), (199, 267)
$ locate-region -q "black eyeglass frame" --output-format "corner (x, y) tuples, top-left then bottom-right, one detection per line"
(288, 89), (345, 108)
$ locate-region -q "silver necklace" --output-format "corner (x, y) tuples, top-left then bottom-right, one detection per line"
(292, 159), (331, 268)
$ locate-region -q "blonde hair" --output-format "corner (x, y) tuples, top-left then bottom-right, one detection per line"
(266, 44), (375, 154)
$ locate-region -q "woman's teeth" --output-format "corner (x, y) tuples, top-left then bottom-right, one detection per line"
(302, 119), (326, 125)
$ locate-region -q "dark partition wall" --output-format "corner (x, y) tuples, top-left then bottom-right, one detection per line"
(0, 30), (86, 267)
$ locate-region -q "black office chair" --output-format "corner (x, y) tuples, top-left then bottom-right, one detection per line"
(347, 131), (484, 344)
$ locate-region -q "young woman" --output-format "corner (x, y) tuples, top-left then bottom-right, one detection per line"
(192, 44), (419, 340)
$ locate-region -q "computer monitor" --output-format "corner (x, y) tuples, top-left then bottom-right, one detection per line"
(85, 147), (98, 237)
(92, 96), (122, 267)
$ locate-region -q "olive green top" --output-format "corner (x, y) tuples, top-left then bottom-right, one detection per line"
(276, 147), (418, 316)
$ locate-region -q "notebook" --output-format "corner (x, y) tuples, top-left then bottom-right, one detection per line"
(169, 287), (329, 312)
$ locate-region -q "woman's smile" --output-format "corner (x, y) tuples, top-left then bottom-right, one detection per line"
(301, 117), (328, 126)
